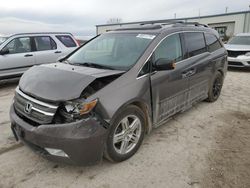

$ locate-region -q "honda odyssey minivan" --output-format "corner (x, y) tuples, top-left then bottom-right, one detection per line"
(10, 22), (227, 165)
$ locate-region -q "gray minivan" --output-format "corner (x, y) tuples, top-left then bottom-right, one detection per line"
(10, 22), (227, 165)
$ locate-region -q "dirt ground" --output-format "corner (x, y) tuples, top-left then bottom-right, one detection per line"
(0, 69), (249, 188)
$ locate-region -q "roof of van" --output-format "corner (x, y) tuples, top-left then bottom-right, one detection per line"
(109, 21), (215, 34)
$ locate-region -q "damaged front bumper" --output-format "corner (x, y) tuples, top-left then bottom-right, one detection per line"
(9, 105), (108, 165)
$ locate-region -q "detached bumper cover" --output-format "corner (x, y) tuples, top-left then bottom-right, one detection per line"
(9, 105), (108, 165)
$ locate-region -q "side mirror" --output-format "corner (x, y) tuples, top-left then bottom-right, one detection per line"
(153, 58), (176, 71)
(0, 48), (9, 55)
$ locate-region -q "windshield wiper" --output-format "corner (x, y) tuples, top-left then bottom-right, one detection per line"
(72, 62), (115, 70)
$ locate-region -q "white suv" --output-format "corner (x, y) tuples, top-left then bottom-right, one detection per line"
(225, 33), (250, 68)
(0, 32), (79, 80)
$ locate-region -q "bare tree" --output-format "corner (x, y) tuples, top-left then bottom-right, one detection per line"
(107, 18), (122, 24)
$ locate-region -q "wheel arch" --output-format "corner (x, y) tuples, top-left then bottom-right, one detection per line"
(110, 99), (153, 135)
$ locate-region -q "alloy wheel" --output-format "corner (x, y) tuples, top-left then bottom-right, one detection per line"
(113, 115), (142, 155)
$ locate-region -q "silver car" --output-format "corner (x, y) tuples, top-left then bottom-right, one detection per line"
(225, 33), (250, 68)
(0, 32), (79, 80)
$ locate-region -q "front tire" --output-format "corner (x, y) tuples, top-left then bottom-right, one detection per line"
(206, 71), (223, 102)
(104, 105), (146, 162)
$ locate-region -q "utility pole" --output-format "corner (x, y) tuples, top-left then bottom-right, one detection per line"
(225, 6), (228, 13)
(174, 13), (176, 19)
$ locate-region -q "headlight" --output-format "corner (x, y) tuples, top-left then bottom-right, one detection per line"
(64, 99), (98, 116)
(245, 52), (250, 56)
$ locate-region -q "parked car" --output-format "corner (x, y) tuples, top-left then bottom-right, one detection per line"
(224, 33), (250, 68)
(0, 32), (79, 80)
(10, 22), (227, 165)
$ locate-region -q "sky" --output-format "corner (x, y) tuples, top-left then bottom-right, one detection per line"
(0, 0), (249, 38)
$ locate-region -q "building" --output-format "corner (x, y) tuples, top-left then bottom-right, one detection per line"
(96, 10), (250, 41)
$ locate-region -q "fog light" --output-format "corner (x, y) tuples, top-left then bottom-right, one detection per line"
(45, 148), (69, 158)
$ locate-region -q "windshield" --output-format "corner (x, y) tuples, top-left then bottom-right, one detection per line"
(228, 36), (250, 45)
(0, 37), (8, 45)
(67, 33), (155, 70)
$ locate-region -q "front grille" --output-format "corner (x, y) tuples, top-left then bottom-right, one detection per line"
(14, 87), (58, 125)
(227, 50), (249, 57)
(228, 61), (243, 66)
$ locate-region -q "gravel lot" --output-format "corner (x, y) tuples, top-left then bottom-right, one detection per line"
(0, 70), (250, 188)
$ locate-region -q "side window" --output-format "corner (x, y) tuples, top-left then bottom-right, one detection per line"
(184, 32), (206, 57)
(3, 37), (31, 54)
(34, 36), (57, 51)
(138, 60), (150, 77)
(56, 35), (77, 47)
(205, 33), (222, 52)
(154, 34), (183, 63)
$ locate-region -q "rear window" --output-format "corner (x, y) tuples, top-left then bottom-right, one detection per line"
(56, 35), (77, 47)
(184, 32), (207, 57)
(205, 33), (222, 52)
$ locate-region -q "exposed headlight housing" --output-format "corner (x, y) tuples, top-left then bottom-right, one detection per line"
(60, 99), (98, 121)
(64, 99), (98, 115)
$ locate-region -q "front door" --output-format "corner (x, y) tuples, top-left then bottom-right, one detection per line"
(150, 33), (191, 124)
(0, 37), (35, 78)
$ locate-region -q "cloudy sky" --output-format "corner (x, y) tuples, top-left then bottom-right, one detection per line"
(0, 0), (249, 37)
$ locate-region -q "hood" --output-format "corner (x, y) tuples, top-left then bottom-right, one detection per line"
(19, 63), (125, 102)
(224, 44), (250, 51)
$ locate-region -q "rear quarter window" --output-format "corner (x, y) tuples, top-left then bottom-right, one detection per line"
(204, 33), (222, 52)
(184, 32), (207, 57)
(56, 35), (77, 47)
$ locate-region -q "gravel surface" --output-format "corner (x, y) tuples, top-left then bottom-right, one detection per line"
(0, 70), (249, 188)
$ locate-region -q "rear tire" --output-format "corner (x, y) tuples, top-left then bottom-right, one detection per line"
(206, 71), (223, 102)
(104, 105), (146, 162)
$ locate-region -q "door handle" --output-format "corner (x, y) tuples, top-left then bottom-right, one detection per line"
(54, 51), (62, 54)
(182, 69), (196, 78)
(188, 69), (196, 77)
(24, 54), (33, 57)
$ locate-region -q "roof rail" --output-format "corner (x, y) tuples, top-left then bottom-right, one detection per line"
(173, 21), (208, 27)
(140, 20), (181, 26)
(140, 20), (208, 28)
(9, 32), (73, 37)
(111, 21), (209, 32)
(114, 25), (162, 31)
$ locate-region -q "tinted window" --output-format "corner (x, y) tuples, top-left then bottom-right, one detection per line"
(154, 34), (183, 62)
(205, 33), (222, 52)
(3, 37), (31, 54)
(34, 36), (57, 51)
(184, 32), (206, 57)
(56, 35), (76, 47)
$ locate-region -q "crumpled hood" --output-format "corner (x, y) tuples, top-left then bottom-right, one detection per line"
(19, 63), (124, 102)
(224, 44), (250, 51)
